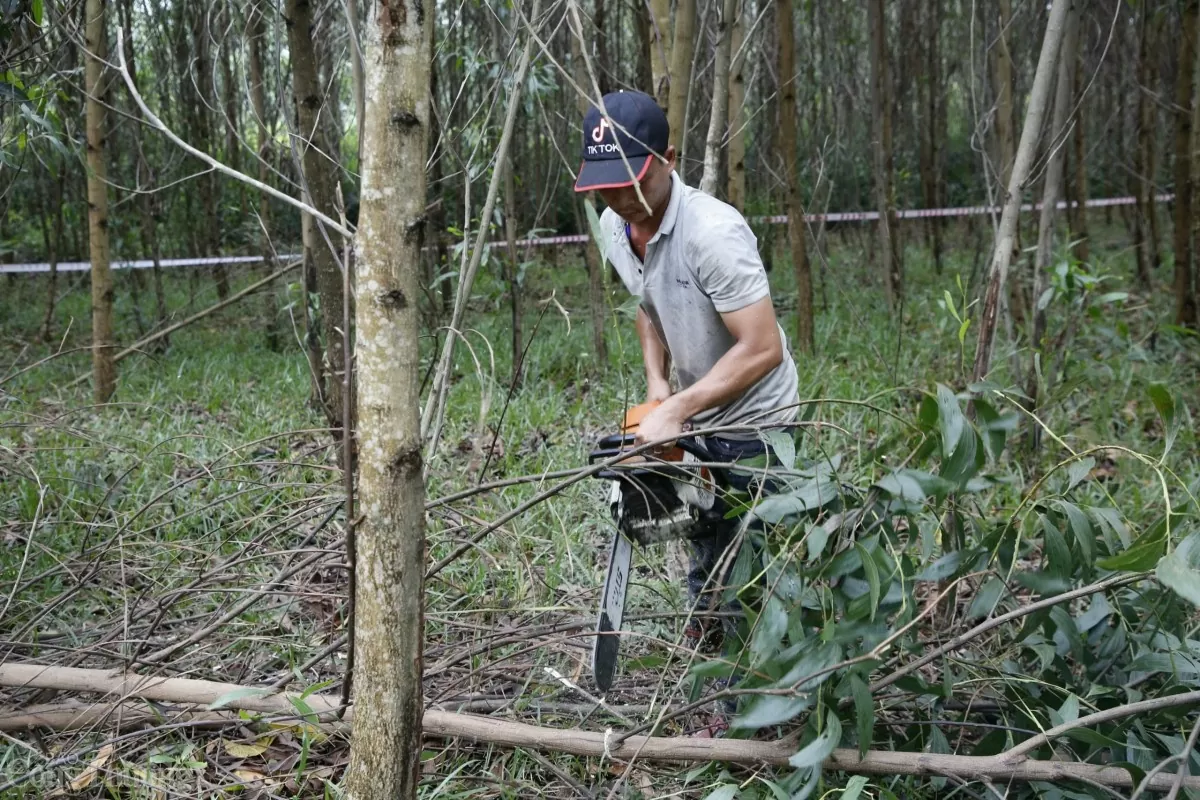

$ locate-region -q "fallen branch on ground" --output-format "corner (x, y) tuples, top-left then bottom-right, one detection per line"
(2, 664), (1197, 792)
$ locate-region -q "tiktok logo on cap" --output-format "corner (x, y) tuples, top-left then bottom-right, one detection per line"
(591, 118), (610, 143)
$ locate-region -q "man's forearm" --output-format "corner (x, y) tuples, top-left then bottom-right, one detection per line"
(661, 340), (779, 423)
(637, 307), (671, 395)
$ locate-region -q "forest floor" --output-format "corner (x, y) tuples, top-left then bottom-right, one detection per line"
(1, 217), (1198, 798)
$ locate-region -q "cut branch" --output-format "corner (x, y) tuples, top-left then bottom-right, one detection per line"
(1, 665), (1196, 792)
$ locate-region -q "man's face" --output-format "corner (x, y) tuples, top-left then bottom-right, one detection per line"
(597, 148), (676, 223)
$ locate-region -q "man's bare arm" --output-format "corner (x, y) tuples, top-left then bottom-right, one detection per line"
(637, 306), (673, 403)
(635, 296), (783, 443)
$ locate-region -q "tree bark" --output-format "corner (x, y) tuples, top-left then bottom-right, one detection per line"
(1174, 0), (1199, 327)
(726, 0), (746, 212)
(570, 11), (609, 365)
(972, 0), (1072, 386)
(286, 0), (348, 435)
(248, 2), (281, 351)
(1133, 3), (1160, 289)
(85, 0), (115, 403)
(992, 0), (1017, 189)
(41, 170), (66, 343)
(189, 3), (228, 299)
(502, 152), (523, 389)
(342, 0), (433, 795)
(666, 0), (696, 164)
(1067, 11), (1089, 266)
(779, 0), (812, 353)
(648, 0), (672, 107)
(869, 0), (902, 309)
(1025, 0), (1078, 450)
(700, 0), (737, 197)
(921, 0), (943, 274)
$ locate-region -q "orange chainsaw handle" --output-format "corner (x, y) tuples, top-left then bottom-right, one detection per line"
(620, 401), (688, 462)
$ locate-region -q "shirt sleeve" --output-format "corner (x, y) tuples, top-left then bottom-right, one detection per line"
(688, 209), (770, 314)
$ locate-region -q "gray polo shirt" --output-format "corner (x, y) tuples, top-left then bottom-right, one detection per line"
(602, 172), (799, 439)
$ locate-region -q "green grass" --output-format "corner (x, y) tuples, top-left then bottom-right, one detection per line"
(1, 216), (1198, 798)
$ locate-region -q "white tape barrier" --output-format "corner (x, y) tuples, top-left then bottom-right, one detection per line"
(0, 193), (1174, 274)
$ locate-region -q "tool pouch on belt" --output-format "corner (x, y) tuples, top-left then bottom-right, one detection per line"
(588, 402), (721, 546)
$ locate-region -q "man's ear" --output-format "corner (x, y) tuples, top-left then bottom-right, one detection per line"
(660, 146), (677, 169)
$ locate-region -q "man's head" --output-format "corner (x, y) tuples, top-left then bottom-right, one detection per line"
(574, 90), (676, 223)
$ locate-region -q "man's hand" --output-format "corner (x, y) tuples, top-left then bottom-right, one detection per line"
(634, 400), (686, 450)
(646, 377), (672, 404)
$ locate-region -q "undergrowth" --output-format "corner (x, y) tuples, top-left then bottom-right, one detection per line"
(1, 219), (1198, 799)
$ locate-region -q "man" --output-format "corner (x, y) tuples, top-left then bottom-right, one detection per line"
(574, 90), (799, 654)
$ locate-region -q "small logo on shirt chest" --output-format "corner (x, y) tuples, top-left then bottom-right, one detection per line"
(675, 277), (691, 288)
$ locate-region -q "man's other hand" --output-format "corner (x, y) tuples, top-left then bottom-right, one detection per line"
(647, 378), (673, 404)
(635, 401), (686, 450)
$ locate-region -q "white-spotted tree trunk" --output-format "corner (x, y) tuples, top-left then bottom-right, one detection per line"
(342, 0), (433, 797)
(85, 0), (115, 402)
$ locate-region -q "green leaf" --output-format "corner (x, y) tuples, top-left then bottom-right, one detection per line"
(788, 711), (842, 769)
(1147, 383), (1178, 455)
(851, 675), (873, 757)
(1156, 532), (1200, 608)
(751, 595), (789, 666)
(1042, 516), (1072, 577)
(1096, 524), (1165, 572)
(583, 199), (608, 262)
(764, 430), (796, 470)
(777, 642), (843, 689)
(732, 694), (813, 729)
(915, 550), (971, 582)
(966, 576), (1005, 619)
(1065, 457), (1095, 492)
(752, 479), (839, 523)
(842, 776), (869, 800)
(207, 687), (271, 711)
(701, 785), (738, 800)
(856, 543), (881, 621)
(936, 384), (966, 460)
(1050, 694), (1080, 726)
(32, 0), (44, 24)
(1055, 501), (1095, 564)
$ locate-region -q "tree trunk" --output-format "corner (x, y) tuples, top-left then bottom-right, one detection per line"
(972, 0), (1072, 386)
(1174, 0), (1199, 327)
(921, 0), (943, 274)
(248, 2), (281, 351)
(1026, 0), (1078, 450)
(632, 0), (653, 94)
(726, 0), (746, 212)
(993, 0), (1017, 189)
(570, 11), (609, 365)
(1133, 2), (1159, 289)
(649, 0), (672, 107)
(301, 213), (327, 409)
(42, 170), (66, 343)
(779, 0), (812, 353)
(342, 0), (432, 796)
(700, 0), (737, 197)
(85, 0), (115, 403)
(1068, 13), (1089, 266)
(286, 0), (348, 434)
(869, 0), (902, 309)
(666, 0), (696, 163)
(190, 4), (227, 299)
(503, 153), (523, 389)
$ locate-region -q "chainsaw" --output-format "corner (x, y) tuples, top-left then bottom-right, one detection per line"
(586, 402), (725, 693)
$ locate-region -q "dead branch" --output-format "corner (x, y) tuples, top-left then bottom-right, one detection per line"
(2, 664), (1197, 792)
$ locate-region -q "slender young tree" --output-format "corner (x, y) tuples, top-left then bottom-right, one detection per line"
(286, 0), (349, 434)
(1026, 0), (1078, 446)
(1174, 0), (1199, 327)
(700, 0), (737, 196)
(1133, 2), (1160, 288)
(648, 0), (672, 106)
(779, 0), (812, 352)
(869, 0), (902, 308)
(248, 2), (281, 350)
(666, 0), (695, 169)
(726, 0), (746, 212)
(342, 0), (433, 796)
(85, 0), (115, 402)
(1067, 8), (1089, 266)
(973, 0), (1072, 385)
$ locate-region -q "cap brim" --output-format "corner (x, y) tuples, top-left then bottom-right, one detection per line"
(574, 155), (653, 192)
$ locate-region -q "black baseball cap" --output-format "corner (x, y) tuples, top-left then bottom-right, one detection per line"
(574, 90), (670, 192)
